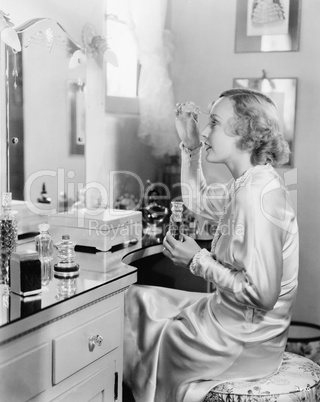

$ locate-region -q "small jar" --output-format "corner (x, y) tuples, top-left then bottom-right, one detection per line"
(54, 235), (79, 271)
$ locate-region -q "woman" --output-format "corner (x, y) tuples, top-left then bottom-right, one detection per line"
(123, 88), (299, 402)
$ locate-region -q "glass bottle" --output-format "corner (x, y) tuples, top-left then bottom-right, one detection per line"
(169, 201), (184, 241)
(41, 260), (53, 287)
(0, 192), (18, 284)
(55, 272), (78, 300)
(35, 223), (53, 261)
(35, 223), (54, 286)
(55, 235), (78, 271)
(188, 215), (199, 239)
(0, 192), (18, 254)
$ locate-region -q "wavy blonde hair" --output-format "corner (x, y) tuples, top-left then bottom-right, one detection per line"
(220, 88), (290, 167)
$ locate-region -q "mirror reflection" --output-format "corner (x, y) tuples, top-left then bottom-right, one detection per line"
(6, 18), (86, 209)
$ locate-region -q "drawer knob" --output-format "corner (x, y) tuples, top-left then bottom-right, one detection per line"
(89, 334), (104, 351)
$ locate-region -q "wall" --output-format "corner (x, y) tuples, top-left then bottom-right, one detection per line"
(169, 0), (320, 324)
(3, 0), (320, 323)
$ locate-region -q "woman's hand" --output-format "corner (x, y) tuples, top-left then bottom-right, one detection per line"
(163, 232), (201, 269)
(175, 103), (201, 150)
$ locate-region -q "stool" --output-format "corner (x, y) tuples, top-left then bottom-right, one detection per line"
(203, 352), (320, 402)
(286, 321), (320, 365)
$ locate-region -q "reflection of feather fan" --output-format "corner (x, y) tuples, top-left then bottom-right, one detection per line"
(251, 0), (285, 25)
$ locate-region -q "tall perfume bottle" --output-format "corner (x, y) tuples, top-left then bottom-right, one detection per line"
(35, 223), (54, 286)
(169, 201), (184, 241)
(0, 192), (18, 284)
(35, 223), (53, 261)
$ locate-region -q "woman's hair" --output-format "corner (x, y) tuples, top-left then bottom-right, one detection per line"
(219, 88), (290, 167)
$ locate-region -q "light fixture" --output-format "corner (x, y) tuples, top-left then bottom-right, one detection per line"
(69, 49), (87, 69)
(82, 23), (118, 67)
(260, 69), (276, 92)
(0, 10), (21, 52)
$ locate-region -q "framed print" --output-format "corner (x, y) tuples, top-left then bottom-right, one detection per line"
(235, 0), (301, 52)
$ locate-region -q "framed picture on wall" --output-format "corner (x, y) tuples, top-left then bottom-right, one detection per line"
(233, 76), (297, 167)
(235, 0), (302, 52)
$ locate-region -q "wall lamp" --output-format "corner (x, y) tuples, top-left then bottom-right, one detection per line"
(0, 10), (21, 52)
(82, 23), (118, 67)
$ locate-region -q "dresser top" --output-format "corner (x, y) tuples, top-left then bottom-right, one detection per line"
(0, 240), (140, 343)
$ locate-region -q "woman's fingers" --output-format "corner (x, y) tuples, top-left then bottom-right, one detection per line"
(162, 247), (171, 259)
(163, 232), (174, 251)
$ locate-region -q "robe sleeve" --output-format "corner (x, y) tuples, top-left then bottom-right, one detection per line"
(190, 175), (294, 311)
(180, 142), (232, 223)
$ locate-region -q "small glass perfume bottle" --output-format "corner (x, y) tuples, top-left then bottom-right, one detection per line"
(35, 223), (54, 286)
(169, 201), (184, 241)
(54, 235), (79, 271)
(35, 223), (53, 261)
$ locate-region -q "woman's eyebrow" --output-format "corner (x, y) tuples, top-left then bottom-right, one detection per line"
(209, 113), (220, 121)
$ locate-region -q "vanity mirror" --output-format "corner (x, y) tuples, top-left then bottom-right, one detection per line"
(1, 18), (86, 209)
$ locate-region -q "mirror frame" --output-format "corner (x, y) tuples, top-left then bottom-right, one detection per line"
(0, 39), (8, 196)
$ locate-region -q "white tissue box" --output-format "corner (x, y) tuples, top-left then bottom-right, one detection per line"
(48, 208), (142, 251)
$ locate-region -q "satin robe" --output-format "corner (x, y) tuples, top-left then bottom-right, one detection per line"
(123, 144), (299, 402)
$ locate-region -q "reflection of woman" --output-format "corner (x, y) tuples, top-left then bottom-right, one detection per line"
(123, 88), (299, 402)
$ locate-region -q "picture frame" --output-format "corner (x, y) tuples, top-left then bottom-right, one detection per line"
(233, 76), (297, 166)
(235, 0), (301, 53)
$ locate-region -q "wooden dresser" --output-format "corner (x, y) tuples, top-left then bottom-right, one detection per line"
(0, 244), (138, 402)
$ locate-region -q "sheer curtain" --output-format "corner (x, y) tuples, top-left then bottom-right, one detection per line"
(127, 0), (179, 157)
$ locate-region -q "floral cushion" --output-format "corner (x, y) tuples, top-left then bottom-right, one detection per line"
(203, 352), (320, 402)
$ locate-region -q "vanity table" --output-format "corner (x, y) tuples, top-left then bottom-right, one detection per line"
(0, 231), (213, 401)
(0, 243), (139, 402)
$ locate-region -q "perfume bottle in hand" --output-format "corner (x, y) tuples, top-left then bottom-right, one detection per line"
(169, 201), (184, 241)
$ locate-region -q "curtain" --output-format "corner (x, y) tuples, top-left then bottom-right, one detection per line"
(127, 0), (179, 157)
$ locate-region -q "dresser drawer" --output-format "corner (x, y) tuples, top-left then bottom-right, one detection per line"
(52, 361), (116, 401)
(0, 342), (50, 401)
(53, 306), (121, 384)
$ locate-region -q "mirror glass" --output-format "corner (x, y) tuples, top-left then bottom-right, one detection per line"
(5, 18), (86, 209)
(235, 0), (301, 52)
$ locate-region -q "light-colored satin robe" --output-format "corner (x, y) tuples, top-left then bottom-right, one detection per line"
(123, 144), (299, 402)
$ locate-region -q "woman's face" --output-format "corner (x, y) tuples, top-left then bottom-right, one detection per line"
(201, 96), (239, 165)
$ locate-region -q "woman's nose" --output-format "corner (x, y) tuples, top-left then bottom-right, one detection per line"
(201, 125), (209, 139)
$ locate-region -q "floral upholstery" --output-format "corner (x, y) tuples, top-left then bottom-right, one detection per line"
(203, 352), (320, 402)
